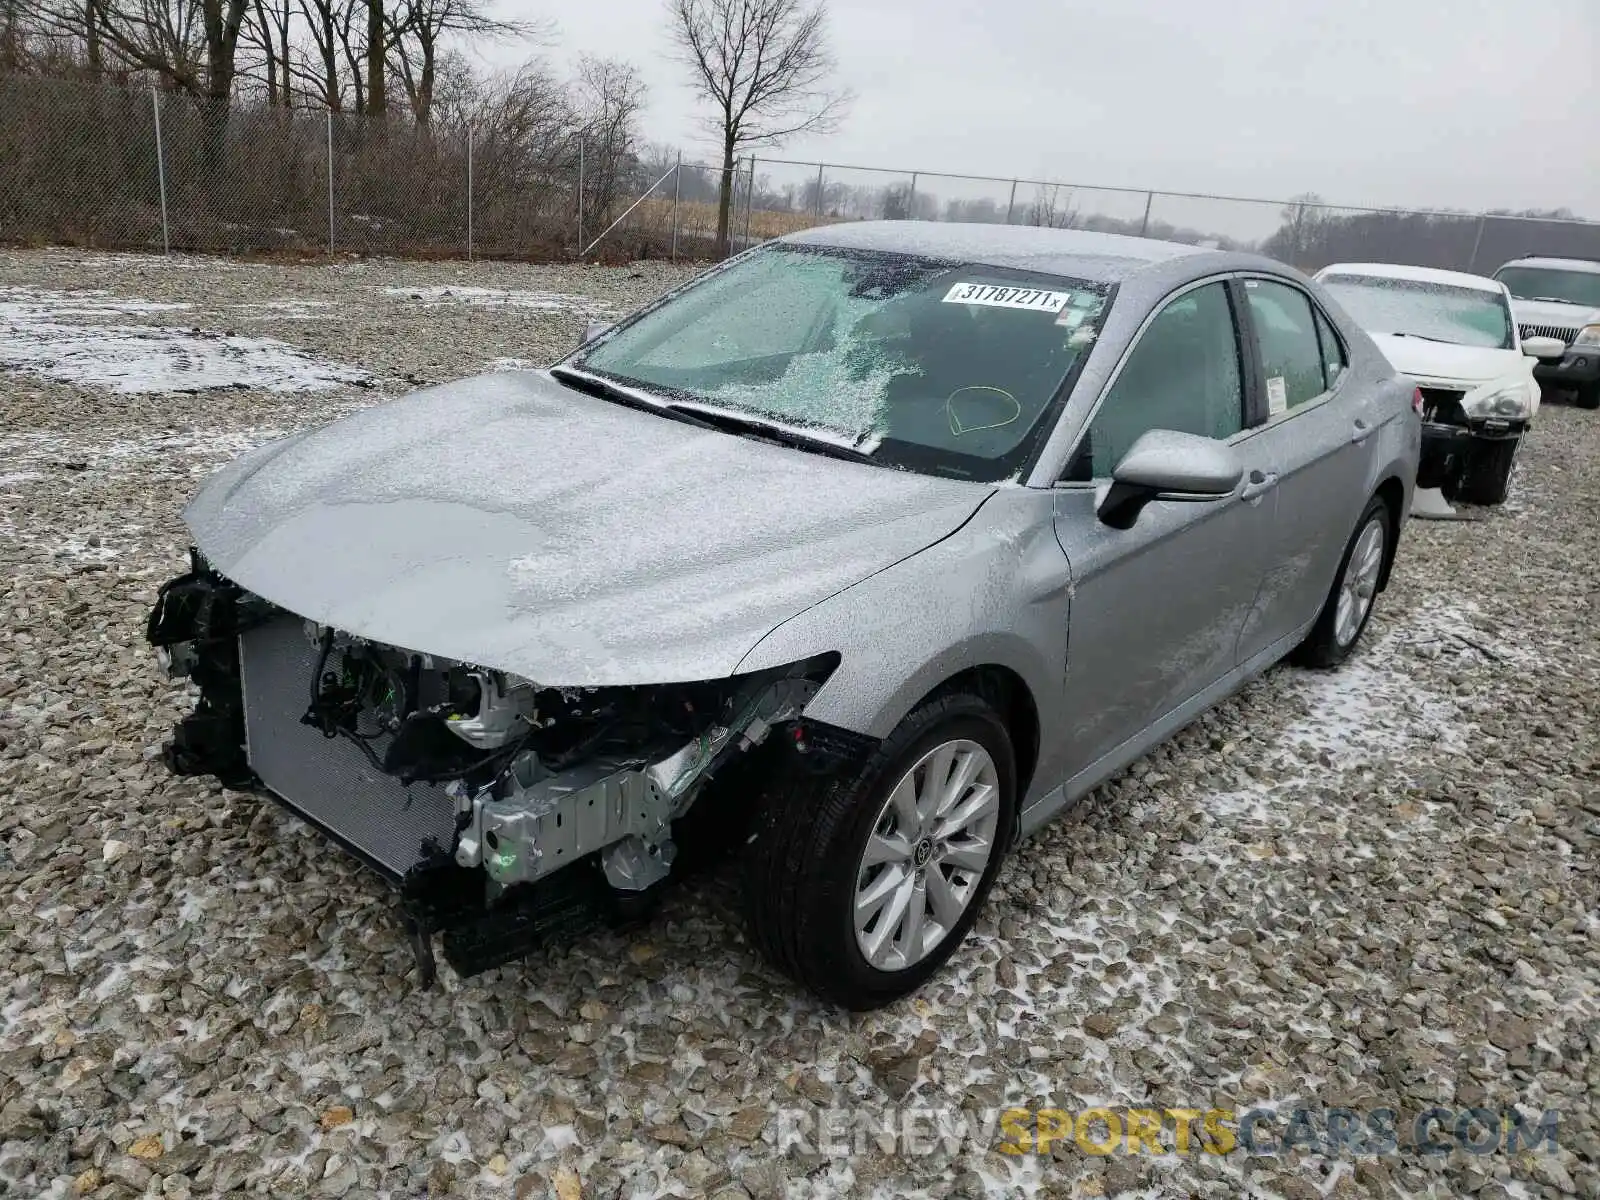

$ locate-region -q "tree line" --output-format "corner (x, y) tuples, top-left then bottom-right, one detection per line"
(1, 1), (1595, 267)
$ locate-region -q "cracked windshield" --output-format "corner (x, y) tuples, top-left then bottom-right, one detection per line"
(575, 244), (1109, 481)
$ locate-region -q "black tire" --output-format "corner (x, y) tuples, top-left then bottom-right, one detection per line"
(1453, 437), (1518, 506)
(741, 691), (1016, 1010)
(1576, 383), (1600, 411)
(1291, 495), (1392, 669)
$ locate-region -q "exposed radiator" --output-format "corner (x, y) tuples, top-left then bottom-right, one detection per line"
(239, 616), (458, 879)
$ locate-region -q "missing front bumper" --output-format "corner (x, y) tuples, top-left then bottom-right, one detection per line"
(150, 558), (842, 983)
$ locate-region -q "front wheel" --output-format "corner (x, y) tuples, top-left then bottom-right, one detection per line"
(1292, 496), (1390, 669)
(1576, 382), (1600, 411)
(741, 692), (1016, 1009)
(1452, 437), (1518, 506)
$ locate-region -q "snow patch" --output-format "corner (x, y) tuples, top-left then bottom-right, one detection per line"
(0, 286), (367, 395)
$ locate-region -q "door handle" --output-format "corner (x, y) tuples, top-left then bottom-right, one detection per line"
(1240, 470), (1278, 502)
(1351, 418), (1372, 444)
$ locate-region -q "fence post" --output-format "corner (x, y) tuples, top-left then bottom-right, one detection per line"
(671, 152), (681, 263)
(466, 124), (474, 262)
(908, 173), (917, 219)
(326, 111), (335, 256)
(814, 163), (824, 218)
(1468, 213), (1487, 273)
(150, 86), (170, 254)
(1005, 180), (1017, 225)
(1139, 191), (1154, 237)
(577, 134), (584, 258)
(743, 156), (757, 249)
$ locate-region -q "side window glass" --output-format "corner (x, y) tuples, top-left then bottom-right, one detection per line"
(1244, 279), (1326, 414)
(1313, 306), (1347, 389)
(1070, 282), (1243, 480)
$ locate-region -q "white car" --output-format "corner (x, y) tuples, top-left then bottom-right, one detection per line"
(1315, 263), (1560, 505)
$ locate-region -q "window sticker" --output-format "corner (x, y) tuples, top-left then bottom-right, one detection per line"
(1056, 293), (1105, 327)
(942, 282), (1072, 313)
(1266, 375), (1288, 415)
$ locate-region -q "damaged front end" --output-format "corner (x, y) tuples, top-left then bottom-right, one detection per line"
(147, 550), (844, 984)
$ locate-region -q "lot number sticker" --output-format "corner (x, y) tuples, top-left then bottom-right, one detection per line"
(943, 283), (1072, 313)
(1266, 376), (1288, 415)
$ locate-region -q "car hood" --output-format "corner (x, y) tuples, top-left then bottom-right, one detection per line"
(184, 370), (993, 685)
(1507, 297), (1600, 330)
(1368, 335), (1530, 386)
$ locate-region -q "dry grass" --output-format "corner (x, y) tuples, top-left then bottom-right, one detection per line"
(629, 198), (834, 240)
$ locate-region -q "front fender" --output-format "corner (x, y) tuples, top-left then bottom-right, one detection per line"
(735, 488), (1072, 802)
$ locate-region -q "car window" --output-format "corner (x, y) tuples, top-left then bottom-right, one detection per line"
(1067, 281), (1243, 481)
(633, 252), (838, 368)
(576, 244), (1112, 484)
(1320, 273), (1512, 350)
(1245, 279), (1327, 415)
(1494, 266), (1600, 308)
(1314, 306), (1347, 388)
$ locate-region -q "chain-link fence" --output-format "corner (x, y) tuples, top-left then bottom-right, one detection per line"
(0, 73), (629, 260)
(4, 72), (1599, 272)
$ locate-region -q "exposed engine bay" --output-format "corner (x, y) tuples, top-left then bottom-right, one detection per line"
(146, 549), (850, 983)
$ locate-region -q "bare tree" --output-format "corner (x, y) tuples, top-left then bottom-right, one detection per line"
(364, 0), (384, 115)
(1027, 184), (1079, 230)
(242, 0), (292, 103)
(290, 0), (354, 109)
(57, 0), (248, 104)
(572, 55), (644, 218)
(386, 0), (541, 126)
(668, 0), (849, 254)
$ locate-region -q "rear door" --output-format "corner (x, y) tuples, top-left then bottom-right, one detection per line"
(1052, 279), (1279, 776)
(1230, 276), (1380, 663)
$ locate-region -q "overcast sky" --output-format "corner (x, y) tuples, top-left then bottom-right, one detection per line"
(484, 0), (1599, 230)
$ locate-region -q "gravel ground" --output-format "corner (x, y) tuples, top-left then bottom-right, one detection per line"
(0, 248), (1596, 1200)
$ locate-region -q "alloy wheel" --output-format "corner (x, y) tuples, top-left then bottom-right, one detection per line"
(1334, 516), (1385, 648)
(853, 738), (1000, 972)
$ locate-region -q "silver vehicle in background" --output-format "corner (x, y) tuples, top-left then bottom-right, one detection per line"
(148, 223), (1419, 1008)
(1492, 255), (1600, 409)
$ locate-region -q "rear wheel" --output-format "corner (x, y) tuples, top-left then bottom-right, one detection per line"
(741, 692), (1016, 1010)
(1292, 496), (1390, 669)
(1452, 437), (1518, 506)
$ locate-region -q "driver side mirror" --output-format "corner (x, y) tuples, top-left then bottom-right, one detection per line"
(581, 319), (613, 346)
(1521, 335), (1565, 359)
(1097, 429), (1244, 529)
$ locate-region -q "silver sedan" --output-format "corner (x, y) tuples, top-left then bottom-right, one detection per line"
(148, 222), (1420, 1008)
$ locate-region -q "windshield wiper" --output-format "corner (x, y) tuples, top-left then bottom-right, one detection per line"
(1524, 296), (1579, 305)
(551, 366), (878, 465)
(547, 366), (724, 433)
(1387, 331), (1456, 344)
(662, 402), (881, 465)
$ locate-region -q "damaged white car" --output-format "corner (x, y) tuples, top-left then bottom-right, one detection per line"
(1316, 262), (1556, 505)
(150, 223), (1417, 1008)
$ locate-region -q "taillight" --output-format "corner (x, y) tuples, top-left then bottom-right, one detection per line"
(1411, 387), (1424, 416)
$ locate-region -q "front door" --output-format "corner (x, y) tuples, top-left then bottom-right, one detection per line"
(1052, 279), (1278, 778)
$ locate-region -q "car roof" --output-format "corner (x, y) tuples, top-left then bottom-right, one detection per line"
(1318, 261), (1506, 293)
(778, 220), (1214, 283)
(1496, 256), (1600, 275)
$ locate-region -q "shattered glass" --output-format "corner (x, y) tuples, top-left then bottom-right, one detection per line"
(575, 245), (1109, 482)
